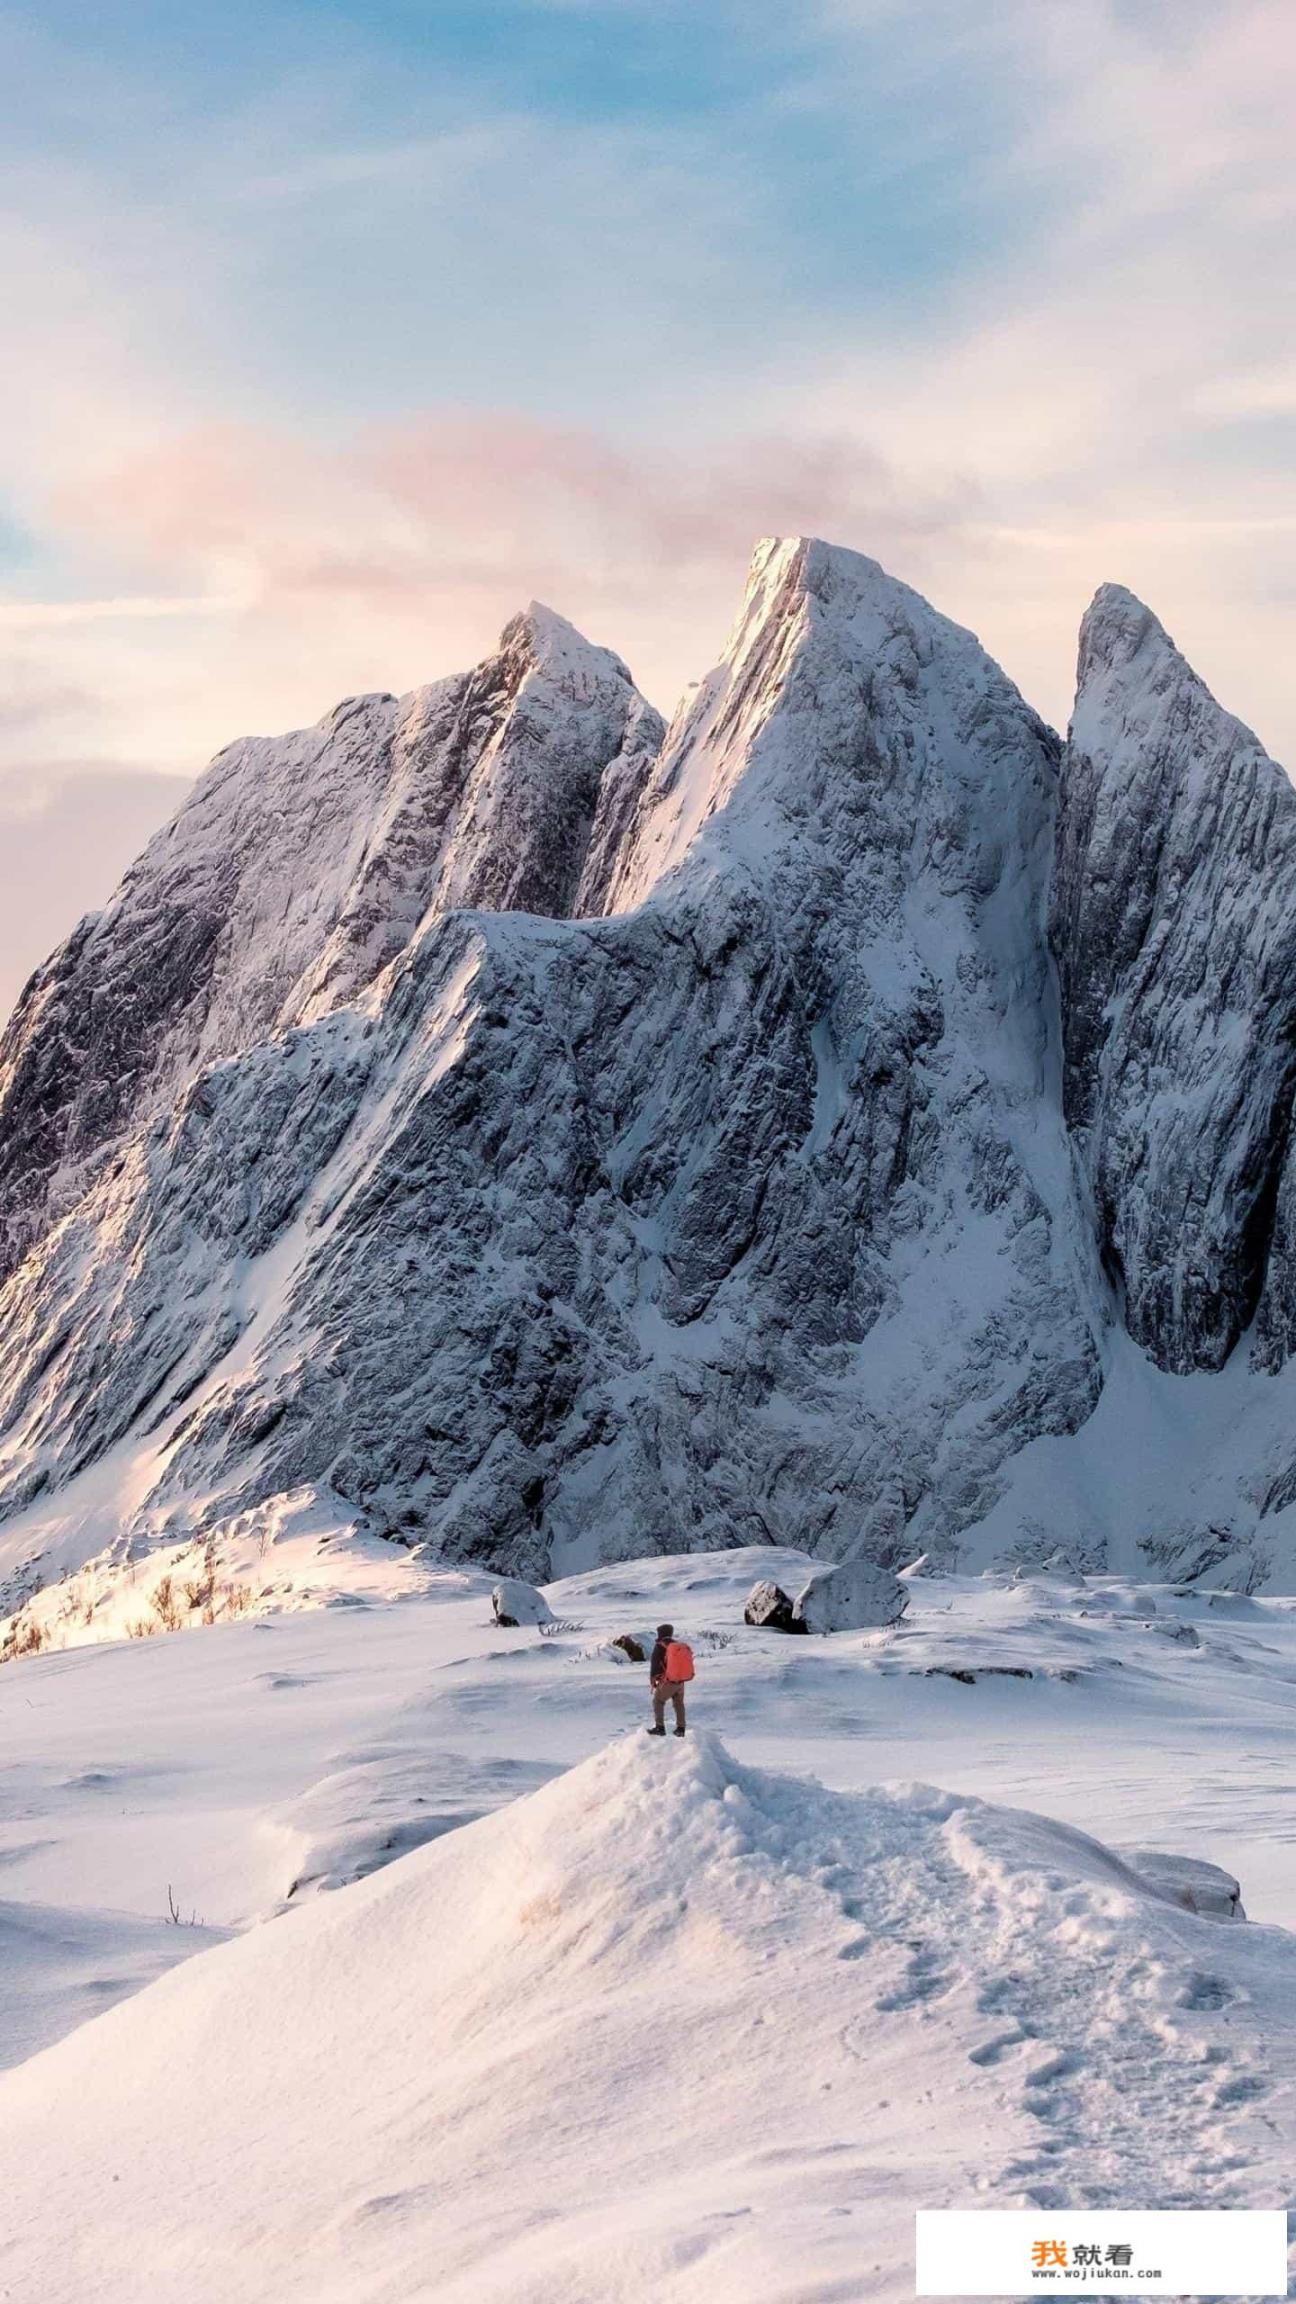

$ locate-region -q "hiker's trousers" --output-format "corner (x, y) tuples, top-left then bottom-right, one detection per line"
(652, 1678), (686, 1730)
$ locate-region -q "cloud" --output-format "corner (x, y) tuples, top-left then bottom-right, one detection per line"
(0, 0), (1292, 794)
(0, 598), (234, 630)
(1192, 366), (1296, 421)
(30, 412), (974, 736)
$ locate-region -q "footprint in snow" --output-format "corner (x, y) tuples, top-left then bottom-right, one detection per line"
(975, 1973), (1028, 2012)
(1023, 2048), (1083, 2090)
(1212, 2072), (1268, 2108)
(1176, 1971), (1238, 2012)
(874, 1952), (951, 2013)
(968, 2028), (1035, 2067)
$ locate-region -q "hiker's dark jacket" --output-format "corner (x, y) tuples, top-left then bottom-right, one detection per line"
(649, 1639), (668, 1685)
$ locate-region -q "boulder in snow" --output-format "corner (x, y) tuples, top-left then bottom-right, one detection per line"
(1128, 1851), (1246, 1921)
(743, 1580), (804, 1632)
(793, 1557), (908, 1635)
(491, 1578), (554, 1629)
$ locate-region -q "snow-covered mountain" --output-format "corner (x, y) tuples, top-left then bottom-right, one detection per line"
(2, 535), (1295, 1624)
(0, 604), (656, 1284)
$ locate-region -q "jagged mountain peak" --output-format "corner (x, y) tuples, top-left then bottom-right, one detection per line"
(597, 531), (1056, 920)
(0, 599), (660, 1288)
(307, 602), (632, 742)
(1075, 580), (1163, 673)
(297, 600), (635, 776)
(722, 533), (976, 682)
(1074, 581), (1285, 787)
(1055, 575), (1296, 1379)
(497, 599), (636, 691)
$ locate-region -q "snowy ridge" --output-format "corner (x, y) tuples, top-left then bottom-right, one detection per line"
(1, 1722), (1292, 2302)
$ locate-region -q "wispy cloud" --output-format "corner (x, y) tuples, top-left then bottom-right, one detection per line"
(0, 597), (237, 629)
(0, 0), (1292, 791)
(31, 413), (974, 736)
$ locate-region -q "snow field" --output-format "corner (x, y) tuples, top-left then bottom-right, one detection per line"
(2, 1551), (1296, 2299)
(1, 1726), (1293, 2303)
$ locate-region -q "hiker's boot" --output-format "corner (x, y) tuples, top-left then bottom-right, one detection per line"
(646, 1725), (666, 1737)
(673, 1726), (686, 1737)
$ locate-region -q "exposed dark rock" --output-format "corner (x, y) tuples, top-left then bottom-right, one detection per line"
(744, 1581), (803, 1632)
(923, 1666), (1035, 1684)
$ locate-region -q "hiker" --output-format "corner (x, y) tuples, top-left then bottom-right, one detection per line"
(647, 1622), (694, 1737)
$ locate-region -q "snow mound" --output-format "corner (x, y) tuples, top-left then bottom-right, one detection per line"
(2, 1732), (1293, 2303)
(1126, 1851), (1246, 1920)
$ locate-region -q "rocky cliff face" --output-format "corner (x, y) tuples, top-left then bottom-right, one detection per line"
(1053, 586), (1296, 1375)
(4, 536), (1296, 1608)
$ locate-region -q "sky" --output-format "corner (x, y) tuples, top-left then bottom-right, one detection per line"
(0, 0), (1293, 1010)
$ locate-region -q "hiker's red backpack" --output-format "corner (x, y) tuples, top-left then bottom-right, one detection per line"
(665, 1640), (695, 1682)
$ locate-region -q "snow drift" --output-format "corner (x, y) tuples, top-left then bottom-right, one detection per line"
(0, 1730), (1291, 2304)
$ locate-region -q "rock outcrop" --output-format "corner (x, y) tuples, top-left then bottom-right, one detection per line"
(744, 1581), (802, 1632)
(491, 1578), (554, 1629)
(794, 1556), (908, 1634)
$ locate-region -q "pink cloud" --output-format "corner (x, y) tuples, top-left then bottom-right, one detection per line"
(64, 411), (975, 596)
(41, 410), (977, 721)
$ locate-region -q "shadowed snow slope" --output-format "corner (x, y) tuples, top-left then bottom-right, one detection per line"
(1, 1729), (1294, 2304)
